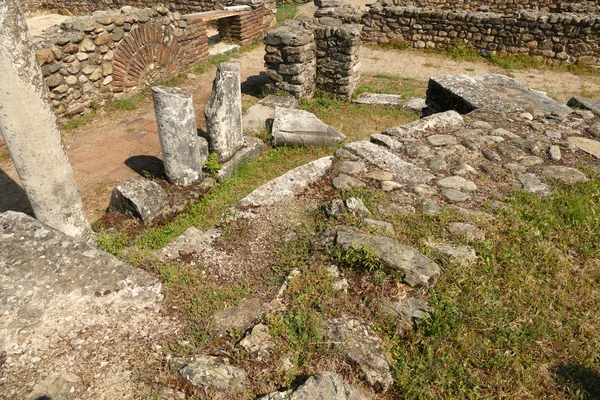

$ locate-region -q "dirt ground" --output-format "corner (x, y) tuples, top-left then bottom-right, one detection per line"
(2, 17), (600, 222)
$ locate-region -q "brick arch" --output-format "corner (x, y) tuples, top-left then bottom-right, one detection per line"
(113, 23), (183, 92)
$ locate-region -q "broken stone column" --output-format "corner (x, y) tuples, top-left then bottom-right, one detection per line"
(0, 0), (91, 239)
(152, 86), (204, 186)
(205, 61), (244, 162)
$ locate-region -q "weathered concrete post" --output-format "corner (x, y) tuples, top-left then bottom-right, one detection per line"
(205, 61), (244, 162)
(0, 0), (91, 239)
(152, 86), (204, 186)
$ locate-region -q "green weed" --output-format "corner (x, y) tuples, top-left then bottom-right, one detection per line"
(204, 152), (223, 176)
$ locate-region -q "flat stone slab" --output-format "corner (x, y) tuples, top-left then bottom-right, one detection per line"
(237, 156), (333, 207)
(259, 94), (298, 109)
(568, 136), (600, 159)
(567, 96), (600, 117)
(155, 227), (210, 261)
(427, 74), (572, 117)
(382, 110), (464, 138)
(541, 165), (588, 185)
(243, 103), (274, 134)
(259, 371), (368, 400)
(0, 211), (161, 352)
(216, 136), (265, 182)
(272, 107), (346, 146)
(353, 93), (403, 107)
(344, 141), (434, 184)
(426, 242), (477, 267)
(109, 177), (169, 224)
(334, 226), (440, 288)
(173, 355), (248, 391)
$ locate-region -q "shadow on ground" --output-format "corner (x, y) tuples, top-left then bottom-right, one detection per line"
(554, 364), (600, 399)
(125, 155), (166, 179)
(242, 72), (270, 97)
(0, 168), (34, 215)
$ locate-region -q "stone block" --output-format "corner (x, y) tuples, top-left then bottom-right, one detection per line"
(109, 178), (169, 224)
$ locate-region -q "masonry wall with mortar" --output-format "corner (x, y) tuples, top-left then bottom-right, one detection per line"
(22, 0), (236, 15)
(30, 4), (273, 122)
(383, 0), (600, 14)
(342, 4), (600, 66)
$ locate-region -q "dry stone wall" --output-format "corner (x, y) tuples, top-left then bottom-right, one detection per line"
(354, 4), (600, 66)
(23, 0), (235, 15)
(264, 19), (362, 99)
(32, 4), (273, 120)
(382, 0), (600, 14)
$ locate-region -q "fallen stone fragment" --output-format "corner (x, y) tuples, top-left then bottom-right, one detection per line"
(437, 176), (477, 192)
(426, 242), (477, 267)
(427, 156), (447, 172)
(334, 226), (440, 288)
(567, 96), (600, 116)
(243, 103), (274, 134)
(272, 107), (346, 146)
(155, 227), (210, 261)
(0, 211), (161, 353)
(216, 136), (265, 182)
(353, 93), (403, 106)
(175, 355), (248, 391)
(363, 170), (394, 181)
(426, 134), (457, 147)
(324, 265), (350, 293)
(496, 142), (528, 160)
(333, 173), (366, 190)
(239, 324), (276, 361)
(364, 218), (394, 234)
(382, 110), (464, 138)
(516, 173), (553, 196)
(324, 198), (346, 218)
(587, 122), (600, 139)
(258, 371), (368, 400)
(25, 372), (82, 400)
(346, 197), (371, 218)
(420, 199), (442, 216)
(238, 157), (333, 207)
(447, 222), (485, 242)
(370, 133), (403, 151)
(541, 165), (588, 185)
(377, 203), (415, 217)
(322, 317), (393, 392)
(109, 178), (169, 224)
(344, 141), (434, 184)
(548, 145), (562, 161)
(470, 120), (493, 131)
(259, 94), (298, 109)
(403, 97), (427, 112)
(381, 297), (431, 333)
(380, 181), (404, 192)
(339, 160), (366, 175)
(441, 188), (471, 202)
(205, 61), (244, 162)
(212, 298), (271, 336)
(483, 149), (502, 163)
(568, 136), (600, 159)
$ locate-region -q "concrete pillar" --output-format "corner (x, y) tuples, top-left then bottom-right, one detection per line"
(205, 61), (244, 162)
(151, 86), (204, 186)
(0, 0), (91, 239)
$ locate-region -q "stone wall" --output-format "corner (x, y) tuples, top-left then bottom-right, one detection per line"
(353, 4), (600, 65)
(263, 19), (362, 99)
(22, 0), (236, 15)
(314, 21), (362, 99)
(32, 4), (273, 120)
(382, 0), (600, 14)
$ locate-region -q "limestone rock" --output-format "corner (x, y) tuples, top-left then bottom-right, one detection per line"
(324, 265), (350, 293)
(212, 298), (271, 336)
(323, 198), (346, 218)
(516, 173), (553, 196)
(155, 227), (209, 261)
(339, 160), (366, 175)
(26, 372), (82, 400)
(568, 136), (600, 159)
(205, 61), (244, 162)
(382, 110), (464, 137)
(381, 297), (431, 333)
(272, 107), (346, 146)
(109, 178), (169, 224)
(344, 141), (434, 184)
(426, 242), (477, 267)
(567, 96), (600, 116)
(216, 136), (265, 182)
(238, 157), (333, 207)
(239, 323), (276, 361)
(541, 165), (588, 185)
(258, 371), (368, 400)
(175, 355), (248, 391)
(402, 97), (427, 112)
(0, 211), (161, 352)
(447, 222), (485, 242)
(420, 199), (442, 216)
(377, 203), (415, 217)
(243, 103), (274, 134)
(345, 197), (371, 217)
(333, 173), (366, 190)
(441, 188), (471, 202)
(586, 122), (600, 139)
(363, 218), (394, 234)
(259, 94), (298, 109)
(426, 134), (457, 147)
(353, 93), (403, 106)
(334, 226), (440, 288)
(436, 176), (477, 192)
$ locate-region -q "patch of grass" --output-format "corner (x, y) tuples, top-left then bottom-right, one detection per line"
(203, 152), (223, 176)
(445, 44), (481, 62)
(194, 40), (262, 75)
(276, 3), (301, 25)
(62, 111), (97, 131)
(354, 75), (427, 100)
(96, 231), (130, 258)
(0, 149), (10, 159)
(108, 95), (143, 111)
(330, 244), (383, 273)
(391, 179), (600, 398)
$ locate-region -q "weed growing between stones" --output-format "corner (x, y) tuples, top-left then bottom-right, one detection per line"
(203, 153), (223, 176)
